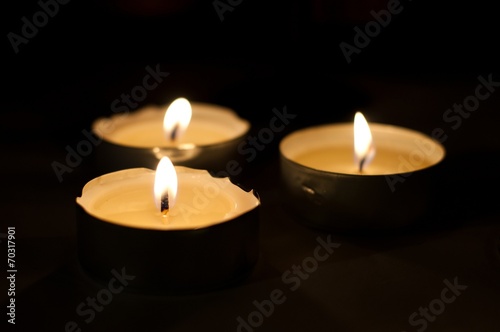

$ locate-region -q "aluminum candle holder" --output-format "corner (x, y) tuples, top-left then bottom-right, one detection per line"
(75, 165), (261, 295)
(279, 119), (446, 231)
(91, 100), (250, 174)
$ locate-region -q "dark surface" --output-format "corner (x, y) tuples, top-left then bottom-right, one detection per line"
(3, 1), (500, 331)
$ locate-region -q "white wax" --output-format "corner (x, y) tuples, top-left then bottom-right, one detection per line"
(280, 123), (445, 175)
(76, 167), (260, 230)
(93, 102), (250, 148)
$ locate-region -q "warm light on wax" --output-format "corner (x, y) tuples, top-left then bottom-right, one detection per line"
(354, 112), (375, 172)
(163, 97), (192, 142)
(153, 156), (178, 216)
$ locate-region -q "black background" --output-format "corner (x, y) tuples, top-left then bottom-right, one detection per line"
(2, 0), (500, 331)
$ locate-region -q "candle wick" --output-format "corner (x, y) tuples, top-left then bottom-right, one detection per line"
(359, 157), (366, 173)
(161, 193), (169, 217)
(170, 123), (179, 142)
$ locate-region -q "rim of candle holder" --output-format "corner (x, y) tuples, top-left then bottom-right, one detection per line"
(279, 121), (447, 176)
(91, 101), (251, 149)
(76, 166), (261, 231)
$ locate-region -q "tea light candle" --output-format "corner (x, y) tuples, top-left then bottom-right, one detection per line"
(279, 112), (446, 231)
(91, 98), (250, 173)
(76, 157), (260, 294)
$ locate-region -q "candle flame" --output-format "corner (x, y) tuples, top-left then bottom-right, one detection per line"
(354, 112), (375, 172)
(154, 156), (178, 216)
(163, 97), (192, 142)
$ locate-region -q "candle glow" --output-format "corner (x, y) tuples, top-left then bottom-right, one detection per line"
(354, 112), (375, 172)
(163, 97), (192, 142)
(154, 156), (178, 216)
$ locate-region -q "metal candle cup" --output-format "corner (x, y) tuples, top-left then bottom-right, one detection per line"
(91, 101), (250, 173)
(75, 166), (260, 295)
(279, 122), (446, 231)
